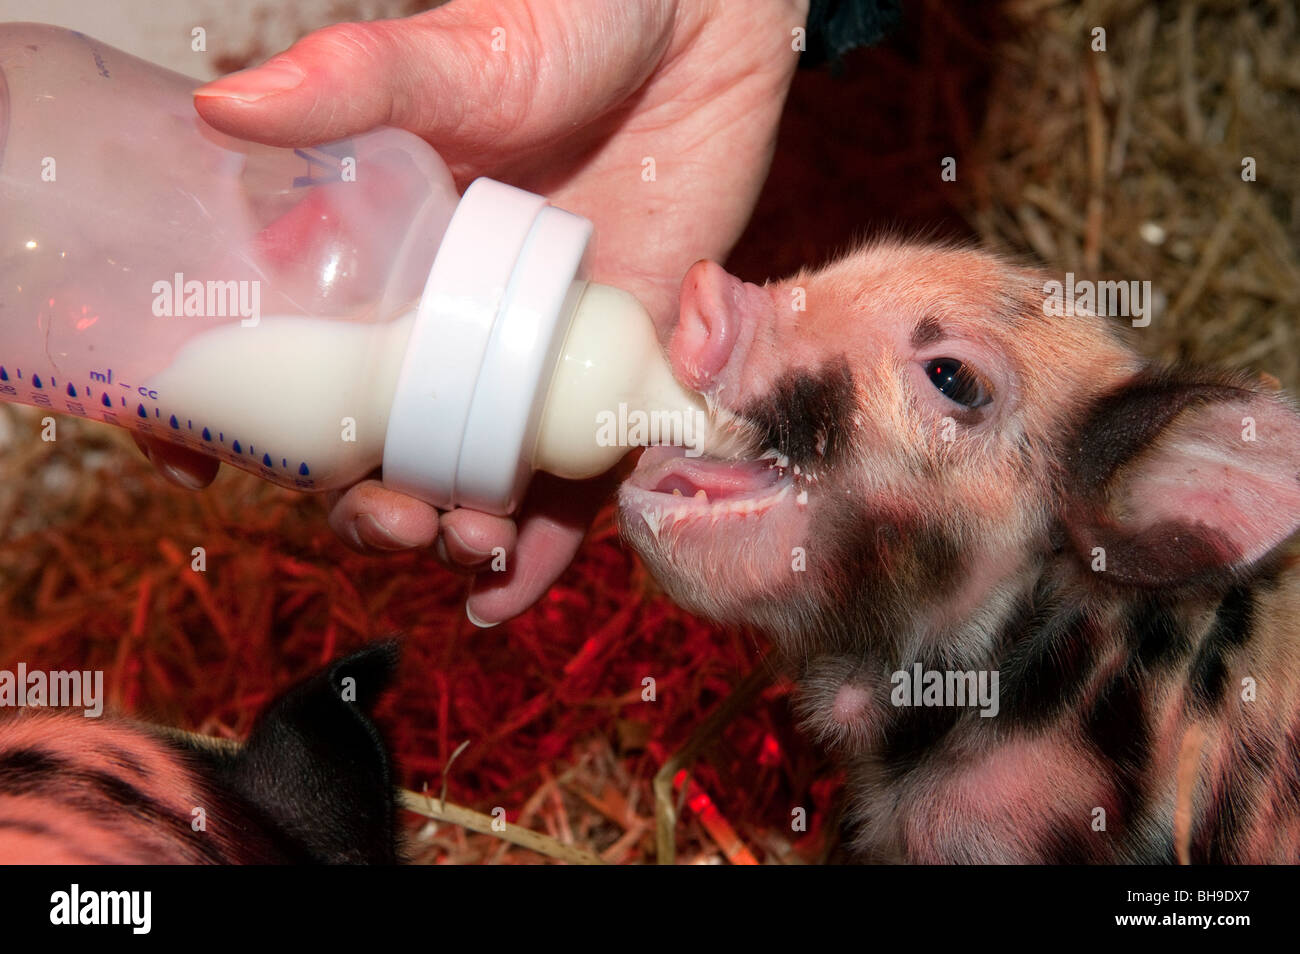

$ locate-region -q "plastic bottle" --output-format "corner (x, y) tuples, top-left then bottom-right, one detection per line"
(0, 23), (708, 515)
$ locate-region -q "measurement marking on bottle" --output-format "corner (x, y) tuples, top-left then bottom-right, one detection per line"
(6, 361), (316, 485)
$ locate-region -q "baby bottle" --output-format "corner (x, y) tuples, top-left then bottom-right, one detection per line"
(0, 23), (707, 515)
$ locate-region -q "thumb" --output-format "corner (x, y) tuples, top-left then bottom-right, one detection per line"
(192, 4), (671, 157)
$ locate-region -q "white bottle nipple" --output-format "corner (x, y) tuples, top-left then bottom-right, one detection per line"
(533, 282), (709, 480)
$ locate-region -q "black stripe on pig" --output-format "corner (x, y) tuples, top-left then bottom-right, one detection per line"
(1125, 594), (1192, 671)
(101, 744), (150, 780)
(1195, 727), (1275, 863)
(1084, 662), (1152, 836)
(880, 701), (965, 782)
(1186, 585), (1255, 714)
(996, 604), (1098, 729)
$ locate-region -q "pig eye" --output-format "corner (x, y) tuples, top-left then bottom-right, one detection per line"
(924, 358), (991, 408)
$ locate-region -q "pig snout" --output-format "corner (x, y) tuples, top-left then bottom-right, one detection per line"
(670, 260), (769, 393)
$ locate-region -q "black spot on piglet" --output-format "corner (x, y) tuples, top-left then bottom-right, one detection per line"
(739, 356), (856, 470)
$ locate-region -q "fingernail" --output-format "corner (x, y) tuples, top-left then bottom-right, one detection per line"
(195, 60), (305, 102)
(444, 527), (493, 565)
(355, 513), (419, 551)
(159, 460), (208, 491)
(466, 604), (500, 629)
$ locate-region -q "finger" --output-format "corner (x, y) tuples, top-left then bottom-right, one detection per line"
(191, 4), (672, 156)
(133, 435), (220, 490)
(328, 479), (439, 553)
(464, 470), (616, 627)
(438, 508), (517, 571)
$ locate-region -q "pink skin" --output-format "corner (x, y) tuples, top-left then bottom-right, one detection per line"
(138, 0), (809, 624)
(898, 736), (1107, 863)
(671, 260), (767, 392)
(831, 684), (872, 725)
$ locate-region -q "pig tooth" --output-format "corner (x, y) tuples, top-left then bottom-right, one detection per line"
(793, 464), (801, 475)
(672, 488), (683, 496)
(777, 454), (789, 469)
(640, 508), (665, 540)
(694, 489), (709, 503)
(796, 490), (809, 507)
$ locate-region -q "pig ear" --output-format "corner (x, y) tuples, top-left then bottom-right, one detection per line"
(1065, 372), (1300, 587)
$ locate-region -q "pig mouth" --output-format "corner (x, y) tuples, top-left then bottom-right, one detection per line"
(622, 445), (801, 518)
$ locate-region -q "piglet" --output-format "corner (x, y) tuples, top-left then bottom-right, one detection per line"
(618, 241), (1300, 863)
